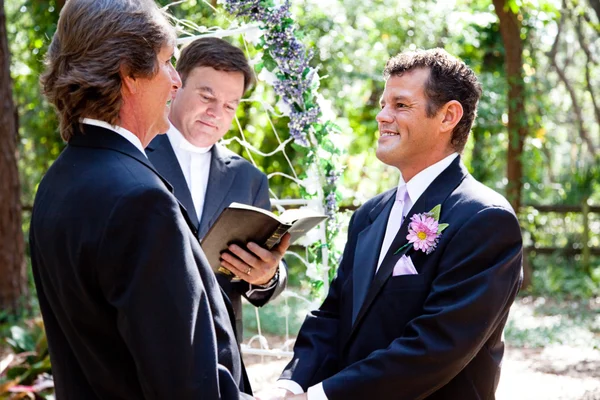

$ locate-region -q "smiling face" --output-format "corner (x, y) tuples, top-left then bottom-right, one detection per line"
(168, 66), (245, 147)
(376, 68), (450, 180)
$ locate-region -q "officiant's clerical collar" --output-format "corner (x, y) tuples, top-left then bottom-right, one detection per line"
(399, 152), (458, 206)
(166, 122), (213, 154)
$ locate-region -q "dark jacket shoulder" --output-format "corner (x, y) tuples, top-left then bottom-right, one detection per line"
(214, 144), (266, 179)
(456, 175), (515, 214)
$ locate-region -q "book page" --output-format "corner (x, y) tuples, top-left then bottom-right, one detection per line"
(279, 207), (326, 225)
(228, 202), (281, 222)
(287, 215), (328, 243)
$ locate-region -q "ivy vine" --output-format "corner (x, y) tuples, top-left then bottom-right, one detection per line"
(222, 0), (344, 289)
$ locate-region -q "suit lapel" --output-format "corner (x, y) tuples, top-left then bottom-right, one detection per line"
(347, 157), (469, 342)
(198, 145), (235, 239)
(146, 135), (200, 230)
(351, 190), (395, 324)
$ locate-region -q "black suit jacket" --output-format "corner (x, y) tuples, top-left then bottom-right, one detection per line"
(30, 125), (252, 399)
(281, 157), (523, 399)
(147, 134), (287, 339)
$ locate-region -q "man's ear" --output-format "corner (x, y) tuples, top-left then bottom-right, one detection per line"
(439, 100), (463, 133)
(120, 64), (137, 95)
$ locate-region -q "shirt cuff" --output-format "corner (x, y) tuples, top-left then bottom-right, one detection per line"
(245, 265), (280, 296)
(276, 379), (304, 395)
(275, 381), (328, 400)
(307, 383), (328, 400)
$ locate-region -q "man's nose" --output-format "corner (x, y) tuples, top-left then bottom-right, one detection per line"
(207, 104), (223, 119)
(376, 107), (392, 124)
(170, 64), (182, 89)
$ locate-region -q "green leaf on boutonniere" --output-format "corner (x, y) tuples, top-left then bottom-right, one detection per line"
(430, 204), (441, 221)
(394, 203), (448, 256)
(393, 242), (411, 255)
(437, 223), (449, 234)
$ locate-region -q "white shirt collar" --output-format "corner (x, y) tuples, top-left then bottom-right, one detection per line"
(164, 122), (213, 222)
(81, 118), (146, 157)
(399, 153), (459, 205)
(166, 123), (212, 154)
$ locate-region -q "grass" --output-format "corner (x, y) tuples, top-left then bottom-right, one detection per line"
(504, 295), (600, 349)
(242, 290), (317, 341)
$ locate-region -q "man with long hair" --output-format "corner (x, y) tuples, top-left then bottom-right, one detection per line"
(31, 0), (252, 398)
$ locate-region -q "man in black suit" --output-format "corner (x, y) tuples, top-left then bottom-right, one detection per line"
(31, 1), (252, 398)
(267, 49), (523, 399)
(147, 37), (289, 340)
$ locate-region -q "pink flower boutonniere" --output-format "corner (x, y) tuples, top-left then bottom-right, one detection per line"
(394, 204), (449, 255)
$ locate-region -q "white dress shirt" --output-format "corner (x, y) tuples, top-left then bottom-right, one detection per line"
(82, 118), (146, 157)
(166, 123), (213, 222)
(277, 152), (459, 400)
(376, 183), (409, 273)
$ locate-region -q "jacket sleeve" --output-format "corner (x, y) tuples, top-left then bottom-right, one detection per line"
(96, 185), (251, 399)
(320, 206), (523, 400)
(279, 213), (360, 389)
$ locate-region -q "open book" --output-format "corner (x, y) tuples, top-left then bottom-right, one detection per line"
(200, 202), (328, 277)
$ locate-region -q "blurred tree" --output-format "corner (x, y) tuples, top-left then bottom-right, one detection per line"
(0, 0), (27, 317)
(492, 0), (527, 214)
(7, 0), (62, 210)
(589, 0), (600, 23)
(548, 0), (596, 156)
(450, 1), (507, 188)
(492, 0), (529, 286)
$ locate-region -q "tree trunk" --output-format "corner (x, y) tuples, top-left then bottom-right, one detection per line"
(470, 127), (493, 185)
(582, 199), (591, 275)
(0, 0), (27, 317)
(492, 0), (530, 287)
(575, 13), (600, 143)
(588, 0), (600, 24)
(493, 0), (526, 212)
(548, 4), (596, 156)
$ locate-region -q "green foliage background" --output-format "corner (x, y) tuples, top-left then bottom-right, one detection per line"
(5, 0), (600, 299)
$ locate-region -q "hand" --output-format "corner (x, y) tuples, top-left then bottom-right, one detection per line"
(287, 394), (307, 400)
(254, 387), (295, 400)
(221, 233), (291, 286)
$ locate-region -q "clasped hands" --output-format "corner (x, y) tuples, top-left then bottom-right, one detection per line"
(220, 233), (291, 286)
(255, 388), (306, 400)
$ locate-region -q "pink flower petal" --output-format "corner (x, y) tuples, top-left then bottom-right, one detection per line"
(405, 211), (443, 254)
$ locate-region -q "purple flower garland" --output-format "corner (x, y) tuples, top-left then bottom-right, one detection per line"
(224, 0), (342, 285)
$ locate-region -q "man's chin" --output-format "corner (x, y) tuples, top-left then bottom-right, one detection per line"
(375, 147), (399, 167)
(188, 136), (215, 148)
(186, 130), (221, 148)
